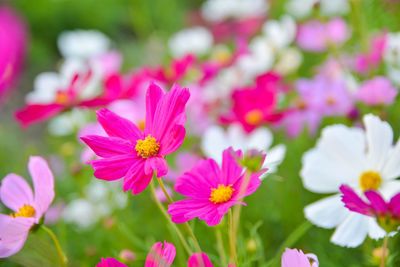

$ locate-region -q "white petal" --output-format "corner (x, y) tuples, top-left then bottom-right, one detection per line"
(382, 139), (400, 180)
(263, 144), (286, 174)
(364, 114), (394, 171)
(26, 72), (60, 104)
(301, 125), (366, 193)
(380, 180), (400, 200)
(304, 194), (348, 229)
(368, 218), (386, 240)
(226, 124), (247, 150)
(331, 213), (369, 247)
(246, 127), (273, 151)
(201, 125), (229, 163)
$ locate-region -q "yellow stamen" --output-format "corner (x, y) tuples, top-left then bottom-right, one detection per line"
(245, 110), (263, 126)
(135, 135), (160, 158)
(359, 171), (382, 191)
(326, 96), (336, 106)
(137, 120), (145, 131)
(10, 204), (36, 218)
(209, 184), (234, 204)
(55, 91), (69, 105)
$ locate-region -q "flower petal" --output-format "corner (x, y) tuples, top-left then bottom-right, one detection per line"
(96, 257), (128, 267)
(28, 156), (55, 218)
(0, 174), (34, 212)
(0, 215), (34, 258)
(201, 125), (229, 164)
(281, 249), (314, 267)
(91, 155), (137, 181)
(15, 104), (64, 128)
(188, 253), (214, 267)
(262, 144), (286, 174)
(159, 125), (186, 155)
(330, 213), (369, 247)
(382, 139), (400, 180)
(144, 157), (168, 177)
(304, 194), (348, 228)
(123, 160), (152, 194)
(145, 241), (176, 267)
(145, 83), (164, 134)
(97, 108), (142, 141)
(221, 148), (243, 185)
(81, 135), (133, 158)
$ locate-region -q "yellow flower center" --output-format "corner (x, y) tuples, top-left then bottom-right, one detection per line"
(10, 204), (36, 218)
(209, 184), (235, 204)
(245, 109), (263, 125)
(135, 135), (160, 158)
(326, 96), (336, 106)
(55, 91), (69, 105)
(137, 120), (145, 131)
(359, 171), (382, 191)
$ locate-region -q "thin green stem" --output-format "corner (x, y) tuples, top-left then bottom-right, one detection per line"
(228, 209), (238, 265)
(155, 177), (202, 253)
(380, 235), (389, 267)
(215, 227), (228, 266)
(150, 179), (192, 255)
(42, 225), (68, 267)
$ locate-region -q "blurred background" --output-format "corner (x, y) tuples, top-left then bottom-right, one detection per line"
(1, 0), (400, 266)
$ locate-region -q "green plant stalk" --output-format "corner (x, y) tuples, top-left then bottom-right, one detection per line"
(228, 209), (238, 265)
(215, 227), (228, 266)
(380, 235), (389, 267)
(41, 225), (68, 267)
(150, 178), (192, 255)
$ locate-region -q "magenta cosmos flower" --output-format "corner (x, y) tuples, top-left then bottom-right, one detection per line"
(168, 147), (266, 226)
(145, 241), (176, 267)
(81, 83), (190, 194)
(96, 258), (128, 267)
(0, 156), (54, 258)
(281, 248), (319, 267)
(340, 185), (400, 233)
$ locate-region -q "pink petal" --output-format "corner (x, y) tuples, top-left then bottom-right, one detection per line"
(96, 257), (128, 267)
(81, 135), (134, 158)
(144, 157), (168, 177)
(159, 125), (186, 155)
(28, 156), (55, 218)
(91, 155), (137, 181)
(339, 185), (371, 216)
(145, 83), (164, 134)
(0, 174), (33, 212)
(122, 160), (152, 194)
(365, 190), (389, 215)
(97, 109), (142, 141)
(145, 241), (176, 267)
(221, 148), (243, 185)
(281, 248), (316, 267)
(188, 253), (214, 267)
(0, 215), (34, 258)
(150, 85), (190, 147)
(15, 104), (64, 128)
(235, 172), (261, 199)
(389, 193), (400, 218)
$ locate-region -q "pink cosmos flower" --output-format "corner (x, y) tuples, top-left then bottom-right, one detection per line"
(96, 258), (128, 267)
(0, 156), (54, 258)
(148, 54), (196, 85)
(221, 72), (284, 133)
(355, 77), (397, 106)
(81, 83), (190, 194)
(188, 253), (214, 267)
(0, 6), (27, 102)
(168, 147), (266, 226)
(297, 18), (349, 52)
(340, 185), (400, 232)
(145, 241), (176, 267)
(354, 33), (387, 74)
(281, 248), (319, 267)
(210, 16), (265, 42)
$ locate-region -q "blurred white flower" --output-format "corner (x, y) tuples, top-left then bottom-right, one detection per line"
(58, 29), (111, 59)
(168, 27), (213, 58)
(63, 180), (127, 229)
(201, 0), (268, 22)
(202, 124), (286, 175)
(274, 47), (303, 75)
(384, 32), (400, 86)
(286, 0), (349, 19)
(48, 109), (91, 136)
(262, 15), (296, 50)
(301, 114), (400, 247)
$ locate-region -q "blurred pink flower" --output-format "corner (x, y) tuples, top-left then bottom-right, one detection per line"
(168, 147), (266, 226)
(340, 185), (400, 232)
(354, 33), (387, 74)
(221, 72), (285, 133)
(0, 6), (27, 101)
(281, 248), (319, 267)
(145, 241), (176, 267)
(297, 18), (349, 52)
(188, 253), (214, 267)
(0, 157), (54, 258)
(81, 84), (190, 194)
(356, 76), (397, 106)
(96, 258), (127, 267)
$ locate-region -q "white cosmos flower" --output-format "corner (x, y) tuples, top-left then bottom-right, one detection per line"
(168, 27), (213, 58)
(201, 0), (268, 22)
(262, 15), (296, 50)
(286, 0), (349, 19)
(58, 29), (111, 59)
(202, 124), (286, 175)
(301, 114), (400, 247)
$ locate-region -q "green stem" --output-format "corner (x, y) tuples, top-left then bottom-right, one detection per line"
(155, 177), (202, 253)
(42, 225), (68, 267)
(150, 178), (193, 255)
(215, 227), (228, 266)
(265, 221), (312, 267)
(350, 0), (368, 50)
(228, 209), (238, 265)
(380, 235), (389, 267)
